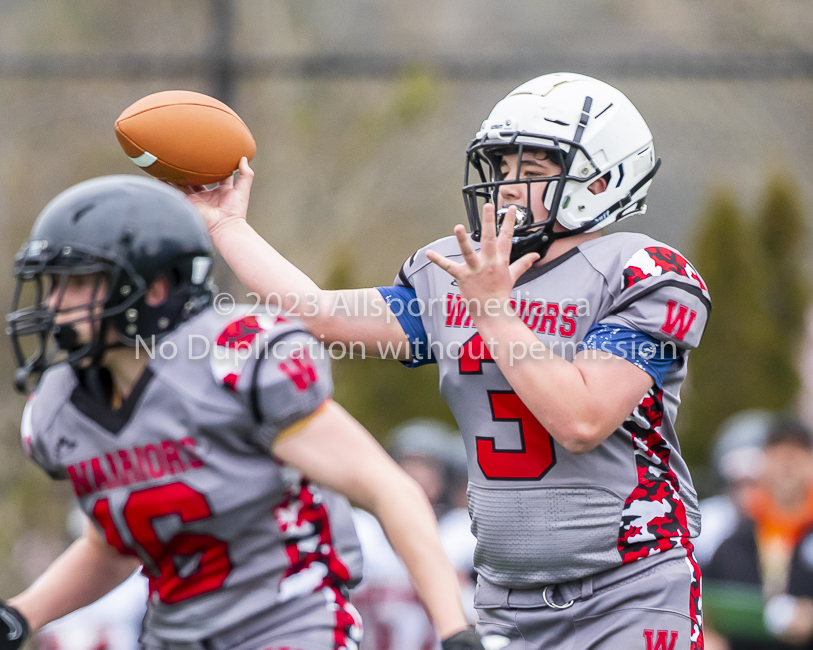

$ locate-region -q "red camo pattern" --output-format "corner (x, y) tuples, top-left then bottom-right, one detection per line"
(623, 246), (707, 291)
(215, 315), (267, 392)
(618, 389), (703, 649)
(273, 478), (362, 650)
(622, 264), (652, 289)
(329, 586), (362, 650)
(216, 315), (265, 349)
(685, 544), (704, 650)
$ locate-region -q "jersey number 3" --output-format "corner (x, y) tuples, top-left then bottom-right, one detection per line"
(461, 334), (556, 480)
(93, 483), (232, 604)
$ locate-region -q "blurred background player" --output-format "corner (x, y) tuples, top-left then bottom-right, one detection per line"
(352, 420), (476, 650)
(0, 176), (481, 650)
(704, 419), (813, 649)
(693, 411), (773, 569)
(187, 72), (710, 649)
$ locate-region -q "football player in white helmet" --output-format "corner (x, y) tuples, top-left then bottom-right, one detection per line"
(186, 72), (710, 650)
(462, 72), (659, 262)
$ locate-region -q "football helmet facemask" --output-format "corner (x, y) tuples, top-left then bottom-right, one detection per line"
(463, 72), (661, 262)
(7, 176), (214, 392)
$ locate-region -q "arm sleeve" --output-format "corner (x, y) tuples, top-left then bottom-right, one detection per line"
(247, 329), (334, 450)
(374, 250), (436, 368)
(375, 286), (435, 368)
(582, 323), (678, 388)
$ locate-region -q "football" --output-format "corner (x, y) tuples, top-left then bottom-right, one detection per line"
(115, 90), (256, 185)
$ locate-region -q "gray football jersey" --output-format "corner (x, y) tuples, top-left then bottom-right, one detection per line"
(395, 232), (710, 588)
(21, 306), (363, 642)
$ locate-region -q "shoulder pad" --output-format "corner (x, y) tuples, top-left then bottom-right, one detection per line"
(395, 235), (467, 287)
(210, 312), (300, 393)
(622, 245), (707, 293)
(601, 242), (710, 349)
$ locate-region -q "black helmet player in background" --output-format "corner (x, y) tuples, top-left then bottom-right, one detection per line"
(2, 176), (482, 650)
(8, 175), (214, 394)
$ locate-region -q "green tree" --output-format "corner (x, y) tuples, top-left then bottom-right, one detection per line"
(681, 177), (808, 474)
(757, 174), (809, 399)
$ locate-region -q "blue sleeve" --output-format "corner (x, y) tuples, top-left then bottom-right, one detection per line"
(582, 323), (679, 388)
(376, 286), (436, 368)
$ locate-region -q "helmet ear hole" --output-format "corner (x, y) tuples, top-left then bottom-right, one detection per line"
(588, 172), (611, 196)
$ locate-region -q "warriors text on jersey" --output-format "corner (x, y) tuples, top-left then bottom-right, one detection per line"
(20, 307), (363, 644)
(384, 232), (710, 588)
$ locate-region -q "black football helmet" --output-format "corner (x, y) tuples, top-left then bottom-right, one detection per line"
(7, 175), (214, 392)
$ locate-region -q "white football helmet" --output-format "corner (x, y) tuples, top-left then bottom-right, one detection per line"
(463, 72), (660, 261)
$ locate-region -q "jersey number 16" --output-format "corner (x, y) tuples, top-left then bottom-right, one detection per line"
(93, 482), (232, 604)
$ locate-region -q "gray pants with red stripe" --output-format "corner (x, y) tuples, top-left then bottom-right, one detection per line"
(139, 586), (362, 650)
(474, 547), (702, 650)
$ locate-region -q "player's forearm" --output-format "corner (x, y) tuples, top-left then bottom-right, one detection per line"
(210, 219), (322, 311)
(367, 475), (469, 640)
(474, 315), (614, 453)
(211, 220), (410, 356)
(8, 535), (140, 632)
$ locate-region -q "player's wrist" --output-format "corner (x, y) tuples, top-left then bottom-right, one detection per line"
(208, 213), (252, 242)
(470, 312), (522, 336)
(470, 310), (527, 344)
(0, 600), (30, 650)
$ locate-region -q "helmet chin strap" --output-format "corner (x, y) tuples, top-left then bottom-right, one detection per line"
(508, 204), (605, 263)
(54, 323), (80, 352)
(91, 318), (129, 364)
(509, 223), (571, 263)
(58, 318), (126, 373)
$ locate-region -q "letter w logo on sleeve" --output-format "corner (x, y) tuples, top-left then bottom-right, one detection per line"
(660, 300), (697, 341)
(643, 629), (678, 650)
(278, 353), (318, 391)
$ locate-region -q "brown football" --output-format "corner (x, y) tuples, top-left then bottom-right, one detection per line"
(115, 90), (256, 185)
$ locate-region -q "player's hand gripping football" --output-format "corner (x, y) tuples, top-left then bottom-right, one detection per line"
(441, 627), (486, 650)
(425, 205), (539, 322)
(175, 157), (254, 237)
(0, 601), (29, 650)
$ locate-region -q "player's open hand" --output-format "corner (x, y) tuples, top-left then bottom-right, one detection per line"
(426, 205), (539, 320)
(174, 157), (254, 237)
